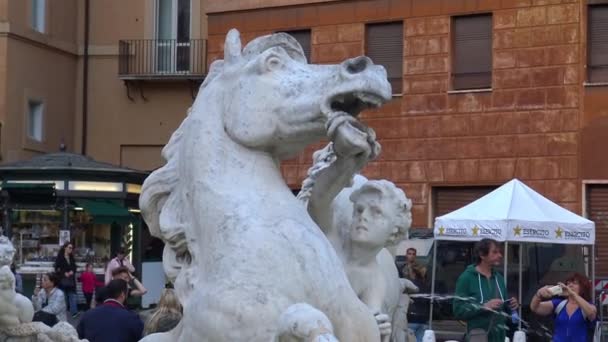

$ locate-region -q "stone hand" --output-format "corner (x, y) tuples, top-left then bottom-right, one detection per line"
(373, 312), (392, 338)
(326, 111), (380, 163)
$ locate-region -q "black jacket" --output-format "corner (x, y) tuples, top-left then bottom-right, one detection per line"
(54, 253), (77, 290)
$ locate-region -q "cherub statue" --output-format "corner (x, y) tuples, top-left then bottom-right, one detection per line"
(0, 235), (16, 267)
(299, 143), (414, 342)
(0, 265), (85, 341)
(0, 237), (33, 329)
(0, 237), (86, 341)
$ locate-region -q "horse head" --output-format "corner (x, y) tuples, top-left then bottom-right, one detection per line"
(199, 29), (392, 159)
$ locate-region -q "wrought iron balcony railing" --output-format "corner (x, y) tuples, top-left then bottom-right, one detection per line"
(118, 39), (207, 80)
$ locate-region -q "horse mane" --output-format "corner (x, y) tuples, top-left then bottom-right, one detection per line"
(139, 30), (307, 280)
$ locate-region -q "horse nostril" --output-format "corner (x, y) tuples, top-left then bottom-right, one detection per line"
(345, 56), (370, 74)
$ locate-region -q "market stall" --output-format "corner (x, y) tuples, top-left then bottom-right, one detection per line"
(429, 179), (596, 332)
(0, 152), (148, 298)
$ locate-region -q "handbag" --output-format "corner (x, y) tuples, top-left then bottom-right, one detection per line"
(59, 276), (75, 290)
(32, 296), (58, 327)
(33, 310), (58, 327)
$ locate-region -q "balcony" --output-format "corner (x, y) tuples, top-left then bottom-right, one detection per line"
(118, 39), (207, 81)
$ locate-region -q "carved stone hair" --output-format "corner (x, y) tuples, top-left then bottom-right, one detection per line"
(349, 180), (413, 245)
(139, 29), (308, 284)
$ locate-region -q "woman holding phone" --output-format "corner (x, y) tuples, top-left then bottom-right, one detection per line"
(530, 273), (597, 342)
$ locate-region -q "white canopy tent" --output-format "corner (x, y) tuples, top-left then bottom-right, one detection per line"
(428, 179), (596, 330)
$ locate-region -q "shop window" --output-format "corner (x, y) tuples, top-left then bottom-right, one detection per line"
(31, 0), (45, 33)
(588, 5), (608, 83)
(282, 30), (311, 63)
(452, 14), (493, 90)
(366, 22), (403, 95)
(27, 100), (43, 142)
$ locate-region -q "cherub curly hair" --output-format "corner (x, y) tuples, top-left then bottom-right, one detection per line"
(349, 180), (412, 245)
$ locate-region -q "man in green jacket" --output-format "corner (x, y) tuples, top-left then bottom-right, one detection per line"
(453, 238), (519, 342)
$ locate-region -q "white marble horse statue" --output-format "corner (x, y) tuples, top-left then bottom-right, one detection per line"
(139, 29), (392, 341)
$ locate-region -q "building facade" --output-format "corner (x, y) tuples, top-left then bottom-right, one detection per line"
(0, 0), (207, 170)
(0, 0), (208, 303)
(206, 0), (608, 276)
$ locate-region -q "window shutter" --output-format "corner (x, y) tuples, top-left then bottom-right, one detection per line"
(587, 185), (608, 276)
(589, 6), (608, 83)
(283, 30), (311, 63)
(366, 22), (403, 94)
(432, 186), (496, 220)
(452, 14), (492, 90)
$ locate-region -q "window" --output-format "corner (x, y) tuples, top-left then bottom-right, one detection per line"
(452, 14), (492, 90)
(366, 22), (404, 94)
(31, 0), (45, 33)
(432, 186), (496, 220)
(588, 5), (608, 83)
(156, 0), (191, 72)
(27, 100), (43, 142)
(282, 30), (311, 63)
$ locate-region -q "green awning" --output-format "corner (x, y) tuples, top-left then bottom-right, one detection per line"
(74, 199), (132, 224)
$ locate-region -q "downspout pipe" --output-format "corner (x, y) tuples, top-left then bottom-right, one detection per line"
(81, 0), (90, 155)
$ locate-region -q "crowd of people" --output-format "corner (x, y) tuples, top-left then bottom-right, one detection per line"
(13, 241), (183, 341)
(400, 238), (598, 342)
(9, 237), (598, 341)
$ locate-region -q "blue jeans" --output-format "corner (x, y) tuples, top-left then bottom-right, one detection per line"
(408, 322), (428, 342)
(66, 291), (78, 315)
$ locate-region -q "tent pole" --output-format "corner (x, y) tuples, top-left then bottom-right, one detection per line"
(592, 244), (596, 304)
(429, 240), (438, 329)
(504, 241), (508, 290)
(518, 243), (523, 330)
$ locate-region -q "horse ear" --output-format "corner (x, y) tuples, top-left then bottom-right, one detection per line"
(224, 29), (242, 64)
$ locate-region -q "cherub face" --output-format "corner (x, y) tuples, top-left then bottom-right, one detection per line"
(350, 192), (396, 248)
(0, 240), (15, 267)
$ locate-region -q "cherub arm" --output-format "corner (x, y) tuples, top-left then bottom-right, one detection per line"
(299, 113), (380, 234)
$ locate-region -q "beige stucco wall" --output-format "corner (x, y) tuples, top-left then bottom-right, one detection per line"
(0, 0), (208, 170)
(76, 0), (208, 170)
(4, 38), (77, 161)
(0, 0), (78, 162)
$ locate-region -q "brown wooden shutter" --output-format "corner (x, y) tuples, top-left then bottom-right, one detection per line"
(283, 30), (311, 63)
(588, 6), (608, 83)
(366, 22), (403, 94)
(452, 14), (493, 90)
(587, 185), (608, 276)
(432, 186), (497, 220)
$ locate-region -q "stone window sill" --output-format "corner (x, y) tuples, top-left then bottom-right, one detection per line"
(392, 93), (403, 97)
(584, 82), (608, 87)
(447, 88), (493, 94)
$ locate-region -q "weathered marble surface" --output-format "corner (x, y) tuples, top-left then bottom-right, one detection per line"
(0, 237), (85, 342)
(299, 143), (414, 342)
(139, 29), (392, 341)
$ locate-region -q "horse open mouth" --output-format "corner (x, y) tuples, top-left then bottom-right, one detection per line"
(328, 92), (385, 118)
